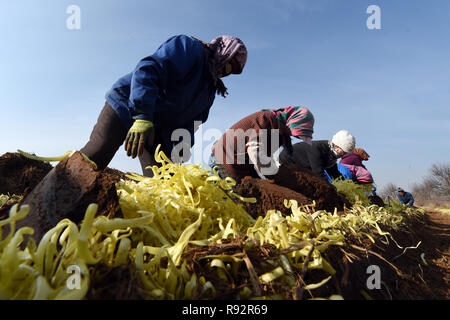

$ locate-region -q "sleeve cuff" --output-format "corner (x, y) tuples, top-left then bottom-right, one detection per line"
(132, 113), (154, 123)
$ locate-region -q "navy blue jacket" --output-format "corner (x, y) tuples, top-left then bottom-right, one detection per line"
(397, 192), (414, 206)
(105, 35), (216, 150)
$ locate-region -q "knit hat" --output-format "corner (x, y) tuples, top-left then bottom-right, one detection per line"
(332, 130), (355, 153)
(397, 187), (405, 193)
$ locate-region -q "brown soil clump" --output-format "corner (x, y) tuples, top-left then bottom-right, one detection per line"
(273, 164), (350, 212)
(0, 152), (53, 195)
(13, 151), (123, 242)
(369, 194), (385, 207)
(103, 167), (129, 182)
(86, 263), (146, 300)
(236, 176), (312, 218)
(0, 153), (129, 223)
(237, 164), (349, 217)
(182, 238), (291, 299)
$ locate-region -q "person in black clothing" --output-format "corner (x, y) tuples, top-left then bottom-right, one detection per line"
(279, 130), (356, 181)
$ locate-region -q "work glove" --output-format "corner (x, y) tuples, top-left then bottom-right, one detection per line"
(124, 119), (154, 158)
(254, 167), (267, 180)
(247, 140), (269, 180)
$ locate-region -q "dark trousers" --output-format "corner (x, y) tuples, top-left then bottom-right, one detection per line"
(80, 102), (160, 177)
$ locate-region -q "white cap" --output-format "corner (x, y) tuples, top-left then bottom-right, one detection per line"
(332, 130), (355, 153)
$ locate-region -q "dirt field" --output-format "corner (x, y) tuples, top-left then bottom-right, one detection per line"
(323, 209), (449, 300)
(0, 152), (448, 300)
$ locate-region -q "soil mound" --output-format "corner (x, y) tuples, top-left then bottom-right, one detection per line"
(0, 152), (53, 195)
(369, 194), (385, 207)
(236, 177), (312, 218)
(273, 164), (350, 212)
(13, 152), (124, 242)
(237, 164), (350, 217)
(86, 263), (145, 300)
(0, 152), (130, 223)
(182, 238), (285, 299)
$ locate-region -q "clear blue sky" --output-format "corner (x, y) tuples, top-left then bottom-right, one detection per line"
(1, 0), (449, 192)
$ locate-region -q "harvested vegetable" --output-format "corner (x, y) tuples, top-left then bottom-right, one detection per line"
(0, 194), (22, 207)
(0, 147), (427, 300)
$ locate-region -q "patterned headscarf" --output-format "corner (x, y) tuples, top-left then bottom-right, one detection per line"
(194, 35), (247, 97)
(207, 35), (247, 74)
(353, 148), (370, 161)
(271, 106), (315, 138)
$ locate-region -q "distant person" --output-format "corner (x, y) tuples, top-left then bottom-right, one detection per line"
(280, 130), (356, 181)
(210, 106), (315, 181)
(80, 34), (247, 176)
(397, 187), (415, 206)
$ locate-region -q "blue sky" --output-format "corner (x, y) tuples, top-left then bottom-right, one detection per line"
(1, 0), (449, 192)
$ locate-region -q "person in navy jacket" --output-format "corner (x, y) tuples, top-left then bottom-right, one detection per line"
(397, 187), (415, 206)
(80, 35), (247, 176)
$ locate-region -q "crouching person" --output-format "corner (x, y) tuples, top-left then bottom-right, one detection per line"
(397, 187), (415, 207)
(80, 34), (247, 177)
(279, 130), (356, 182)
(210, 106), (315, 182)
(324, 163), (354, 182)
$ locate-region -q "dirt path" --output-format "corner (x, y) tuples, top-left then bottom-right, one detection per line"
(420, 210), (450, 299)
(290, 208), (450, 300)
